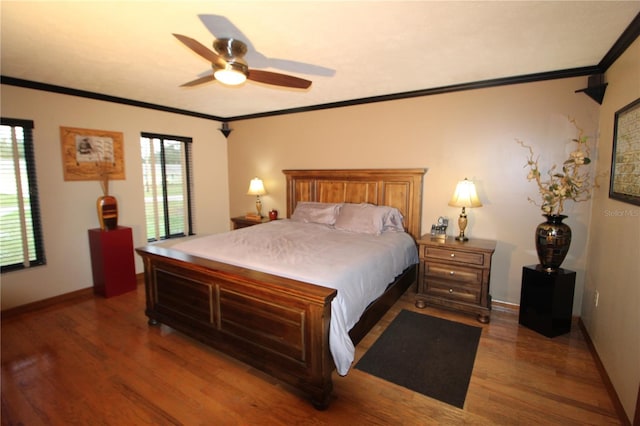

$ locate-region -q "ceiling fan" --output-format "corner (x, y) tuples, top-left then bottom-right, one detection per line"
(173, 33), (312, 89)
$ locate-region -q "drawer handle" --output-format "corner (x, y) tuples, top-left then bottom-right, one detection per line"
(449, 271), (455, 276)
(448, 288), (454, 293)
(450, 253), (455, 258)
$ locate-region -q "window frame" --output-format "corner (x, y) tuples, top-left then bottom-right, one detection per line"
(140, 132), (194, 242)
(0, 117), (46, 272)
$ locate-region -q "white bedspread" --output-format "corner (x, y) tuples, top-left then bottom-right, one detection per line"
(170, 219), (418, 375)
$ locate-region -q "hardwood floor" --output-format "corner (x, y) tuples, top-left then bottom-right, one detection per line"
(1, 284), (622, 425)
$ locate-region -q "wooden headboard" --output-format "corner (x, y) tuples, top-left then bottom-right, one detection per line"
(283, 168), (426, 240)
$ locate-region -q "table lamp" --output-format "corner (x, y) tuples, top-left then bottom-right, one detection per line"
(247, 178), (266, 217)
(448, 178), (482, 241)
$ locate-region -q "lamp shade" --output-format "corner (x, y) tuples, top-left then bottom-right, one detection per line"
(448, 178), (482, 208)
(247, 178), (266, 195)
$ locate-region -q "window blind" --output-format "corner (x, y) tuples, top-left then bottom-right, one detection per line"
(0, 118), (46, 272)
(140, 132), (194, 241)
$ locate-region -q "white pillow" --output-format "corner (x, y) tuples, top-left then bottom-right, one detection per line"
(334, 203), (404, 235)
(290, 202), (342, 225)
(383, 208), (406, 232)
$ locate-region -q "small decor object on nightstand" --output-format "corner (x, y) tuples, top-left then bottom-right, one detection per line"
(247, 177), (266, 217)
(448, 178), (482, 241)
(430, 216), (448, 238)
(269, 209), (278, 220)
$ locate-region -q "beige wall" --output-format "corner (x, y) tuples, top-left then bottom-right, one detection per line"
(0, 85), (230, 310)
(583, 36), (640, 421)
(228, 77), (600, 313)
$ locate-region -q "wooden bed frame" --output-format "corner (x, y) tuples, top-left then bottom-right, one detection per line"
(136, 168), (425, 409)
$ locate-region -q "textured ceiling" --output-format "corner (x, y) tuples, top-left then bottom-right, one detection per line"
(1, 1), (639, 120)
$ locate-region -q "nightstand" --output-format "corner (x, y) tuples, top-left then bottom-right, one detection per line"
(230, 216), (271, 230)
(415, 235), (496, 323)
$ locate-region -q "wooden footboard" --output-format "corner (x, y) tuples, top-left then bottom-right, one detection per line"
(136, 245), (337, 409)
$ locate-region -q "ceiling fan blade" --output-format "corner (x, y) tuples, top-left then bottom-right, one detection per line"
(199, 14), (335, 77)
(247, 69), (311, 89)
(199, 15), (252, 49)
(252, 57), (336, 77)
(180, 74), (216, 87)
(173, 33), (220, 63)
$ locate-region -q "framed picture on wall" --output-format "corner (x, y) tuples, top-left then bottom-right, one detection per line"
(60, 126), (126, 181)
(609, 97), (640, 206)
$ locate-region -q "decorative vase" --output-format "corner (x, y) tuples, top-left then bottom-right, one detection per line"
(97, 195), (118, 230)
(535, 214), (571, 271)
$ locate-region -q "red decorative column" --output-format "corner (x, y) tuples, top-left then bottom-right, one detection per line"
(88, 226), (137, 297)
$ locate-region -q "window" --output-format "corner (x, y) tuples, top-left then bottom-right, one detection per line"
(140, 132), (194, 241)
(0, 118), (45, 272)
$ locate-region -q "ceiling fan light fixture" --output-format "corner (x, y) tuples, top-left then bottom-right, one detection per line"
(214, 69), (246, 86)
(174, 32), (313, 90)
(213, 61), (248, 86)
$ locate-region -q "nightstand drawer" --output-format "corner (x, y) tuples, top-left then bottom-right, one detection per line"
(423, 262), (483, 285)
(424, 280), (480, 304)
(424, 246), (485, 266)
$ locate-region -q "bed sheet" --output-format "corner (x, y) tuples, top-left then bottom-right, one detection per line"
(170, 219), (418, 375)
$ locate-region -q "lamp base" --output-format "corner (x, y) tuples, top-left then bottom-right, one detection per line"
(255, 197), (263, 218)
(456, 207), (469, 242)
